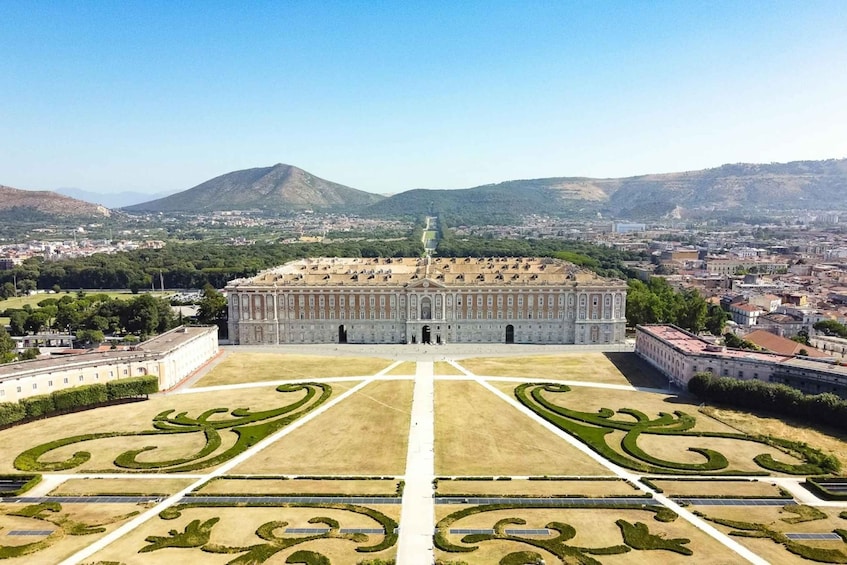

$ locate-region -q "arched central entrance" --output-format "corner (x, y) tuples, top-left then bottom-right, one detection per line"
(505, 324), (515, 344)
(422, 325), (431, 344)
(338, 325), (347, 344)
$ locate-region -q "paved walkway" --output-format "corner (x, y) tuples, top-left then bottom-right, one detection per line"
(396, 360), (435, 565)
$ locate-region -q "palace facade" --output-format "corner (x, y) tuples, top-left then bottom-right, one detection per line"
(226, 257), (627, 345)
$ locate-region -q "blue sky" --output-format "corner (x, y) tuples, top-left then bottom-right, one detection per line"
(1, 1), (845, 194)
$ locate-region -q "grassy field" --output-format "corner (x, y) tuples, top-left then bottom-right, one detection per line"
(457, 352), (666, 387)
(702, 405), (847, 469)
(434, 380), (610, 476)
(435, 506), (738, 564)
(91, 505), (398, 564)
(692, 504), (847, 565)
(233, 380), (413, 475)
(646, 479), (786, 498)
(0, 383), (337, 473)
(192, 352), (394, 386)
(494, 382), (807, 474)
(197, 478), (401, 495)
(0, 502), (142, 564)
(384, 360), (416, 375)
(436, 478), (639, 497)
(50, 477), (195, 496)
(434, 360), (466, 375)
(0, 290), (171, 311)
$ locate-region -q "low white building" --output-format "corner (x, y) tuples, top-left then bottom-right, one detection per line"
(0, 326), (218, 403)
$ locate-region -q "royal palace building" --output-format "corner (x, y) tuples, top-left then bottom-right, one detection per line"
(226, 257), (627, 345)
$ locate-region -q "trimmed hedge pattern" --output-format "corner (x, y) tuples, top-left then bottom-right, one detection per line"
(515, 382), (837, 476)
(15, 383), (331, 474)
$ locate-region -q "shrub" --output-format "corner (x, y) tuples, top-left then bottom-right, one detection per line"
(52, 384), (108, 412)
(20, 394), (55, 419)
(106, 375), (159, 400)
(0, 401), (26, 426)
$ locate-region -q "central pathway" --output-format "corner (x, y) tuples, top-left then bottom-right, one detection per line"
(397, 361), (435, 564)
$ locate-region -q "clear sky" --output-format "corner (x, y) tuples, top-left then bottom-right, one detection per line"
(1, 1), (845, 195)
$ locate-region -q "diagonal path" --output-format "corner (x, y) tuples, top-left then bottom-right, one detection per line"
(474, 377), (770, 565)
(397, 361), (435, 564)
(59, 377), (376, 565)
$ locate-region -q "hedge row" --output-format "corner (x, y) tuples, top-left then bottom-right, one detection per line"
(689, 372), (847, 434)
(0, 375), (158, 427)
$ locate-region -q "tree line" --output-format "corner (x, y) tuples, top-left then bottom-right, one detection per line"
(625, 277), (728, 334)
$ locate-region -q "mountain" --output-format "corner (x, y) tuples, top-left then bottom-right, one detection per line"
(125, 164), (384, 213)
(56, 187), (177, 209)
(363, 158), (847, 222)
(0, 185), (110, 220)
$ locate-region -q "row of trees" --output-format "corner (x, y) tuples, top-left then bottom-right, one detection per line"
(688, 372), (847, 444)
(2, 292), (177, 350)
(0, 237), (426, 293)
(625, 278), (729, 335)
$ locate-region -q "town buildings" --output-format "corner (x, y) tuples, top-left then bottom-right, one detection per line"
(226, 257), (628, 345)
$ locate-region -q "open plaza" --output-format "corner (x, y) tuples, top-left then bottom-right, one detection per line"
(1, 343), (847, 564)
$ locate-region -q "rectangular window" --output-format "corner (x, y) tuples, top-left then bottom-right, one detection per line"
(32, 383), (37, 390)
(79, 375), (84, 382)
(63, 377), (69, 384)
(16, 386), (21, 393)
(48, 380), (53, 387)
(0, 390), (4, 397)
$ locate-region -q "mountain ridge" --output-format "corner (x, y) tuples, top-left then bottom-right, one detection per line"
(0, 185), (110, 220)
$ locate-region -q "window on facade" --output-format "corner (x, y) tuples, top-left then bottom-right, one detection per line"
(16, 386), (21, 393)
(48, 380), (53, 387)
(32, 383), (37, 390)
(0, 390), (4, 397)
(63, 377), (69, 384)
(79, 375), (84, 381)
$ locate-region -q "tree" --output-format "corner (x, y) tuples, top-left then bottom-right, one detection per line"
(18, 347), (39, 360)
(0, 326), (15, 363)
(75, 329), (105, 347)
(8, 310), (27, 336)
(24, 311), (49, 334)
(814, 319), (847, 338)
(677, 289), (708, 334)
(705, 304), (729, 336)
(197, 284), (227, 325)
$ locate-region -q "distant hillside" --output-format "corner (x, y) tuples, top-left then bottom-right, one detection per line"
(364, 158), (847, 222)
(56, 187), (177, 209)
(125, 164), (384, 213)
(0, 185), (110, 220)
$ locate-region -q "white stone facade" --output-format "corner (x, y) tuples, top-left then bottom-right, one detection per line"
(226, 257), (628, 346)
(0, 326), (219, 403)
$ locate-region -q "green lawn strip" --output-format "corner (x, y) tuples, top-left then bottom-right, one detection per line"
(286, 550), (331, 564)
(0, 473), (41, 496)
(697, 511), (847, 564)
(14, 383), (332, 474)
(808, 478), (847, 501)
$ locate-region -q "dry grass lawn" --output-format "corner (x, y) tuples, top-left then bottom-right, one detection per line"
(0, 384), (338, 473)
(458, 352), (634, 384)
(91, 505), (397, 564)
(703, 405), (847, 469)
(434, 380), (609, 476)
(384, 361), (416, 375)
(648, 479), (787, 498)
(193, 352), (393, 386)
(197, 478), (400, 495)
(233, 380), (413, 475)
(434, 506), (739, 564)
(695, 505), (847, 565)
(50, 477), (195, 496)
(434, 361), (466, 376)
(0, 502), (141, 564)
(437, 479), (639, 497)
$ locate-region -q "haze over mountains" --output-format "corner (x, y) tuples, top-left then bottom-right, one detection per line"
(0, 185), (110, 220)
(126, 158), (847, 221)
(56, 187), (177, 209)
(5, 158), (847, 223)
